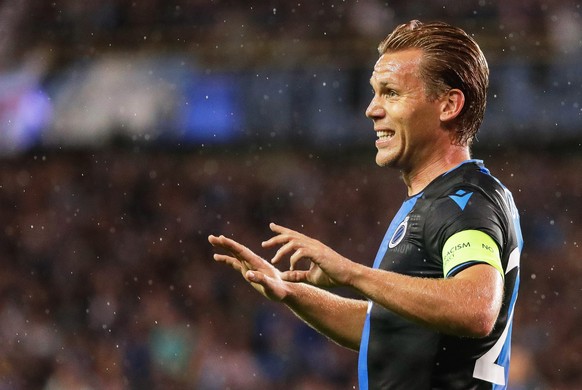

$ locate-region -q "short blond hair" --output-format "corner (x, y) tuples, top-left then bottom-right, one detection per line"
(379, 20), (489, 146)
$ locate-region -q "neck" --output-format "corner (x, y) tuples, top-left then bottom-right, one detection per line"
(402, 144), (471, 196)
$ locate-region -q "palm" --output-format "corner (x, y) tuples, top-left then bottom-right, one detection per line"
(209, 235), (288, 301)
(240, 257), (284, 300)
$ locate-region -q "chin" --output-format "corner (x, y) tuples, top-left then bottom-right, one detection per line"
(375, 153), (396, 168)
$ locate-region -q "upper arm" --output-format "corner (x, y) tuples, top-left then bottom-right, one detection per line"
(453, 262), (504, 297)
(450, 263), (504, 336)
(440, 227), (506, 336)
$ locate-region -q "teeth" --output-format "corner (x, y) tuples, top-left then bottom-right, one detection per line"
(377, 131), (393, 139)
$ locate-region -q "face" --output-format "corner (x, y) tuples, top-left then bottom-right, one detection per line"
(366, 48), (447, 172)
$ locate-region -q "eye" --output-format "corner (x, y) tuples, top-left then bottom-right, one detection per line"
(383, 89), (398, 98)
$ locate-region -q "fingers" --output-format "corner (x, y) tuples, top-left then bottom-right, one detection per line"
(262, 222), (301, 248)
(208, 234), (265, 269)
(208, 234), (225, 246)
(280, 269), (309, 283)
(210, 224), (317, 272)
(267, 238), (313, 270)
(270, 241), (297, 265)
(269, 222), (291, 234)
(262, 223), (313, 266)
(209, 235), (248, 258)
(213, 253), (242, 272)
(289, 249), (310, 271)
(245, 270), (261, 283)
(209, 235), (247, 270)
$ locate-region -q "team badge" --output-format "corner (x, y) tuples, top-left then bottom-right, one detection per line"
(388, 216), (409, 248)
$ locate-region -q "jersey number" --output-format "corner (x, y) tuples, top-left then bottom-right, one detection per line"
(473, 247), (520, 386)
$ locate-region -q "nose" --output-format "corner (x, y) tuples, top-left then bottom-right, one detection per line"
(365, 95), (384, 120)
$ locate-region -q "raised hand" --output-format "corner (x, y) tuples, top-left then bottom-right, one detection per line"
(208, 234), (289, 301)
(262, 223), (356, 288)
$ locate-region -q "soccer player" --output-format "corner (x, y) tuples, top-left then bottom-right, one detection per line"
(209, 20), (522, 389)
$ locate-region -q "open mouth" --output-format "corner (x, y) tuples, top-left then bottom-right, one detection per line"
(376, 130), (394, 141)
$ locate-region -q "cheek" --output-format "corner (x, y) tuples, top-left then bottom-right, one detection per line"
(406, 107), (439, 136)
(386, 105), (407, 126)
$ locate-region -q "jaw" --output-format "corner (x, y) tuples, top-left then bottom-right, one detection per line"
(375, 145), (400, 168)
(375, 130), (404, 168)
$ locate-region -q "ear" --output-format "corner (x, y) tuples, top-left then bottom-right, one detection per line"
(439, 88), (465, 123)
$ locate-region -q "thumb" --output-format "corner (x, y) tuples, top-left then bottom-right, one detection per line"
(246, 271), (271, 287)
(245, 271), (286, 302)
(246, 270), (260, 282)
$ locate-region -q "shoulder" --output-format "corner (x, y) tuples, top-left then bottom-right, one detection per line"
(423, 160), (510, 212)
(421, 161), (511, 246)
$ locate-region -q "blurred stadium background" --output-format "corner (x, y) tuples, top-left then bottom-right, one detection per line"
(0, 0), (580, 389)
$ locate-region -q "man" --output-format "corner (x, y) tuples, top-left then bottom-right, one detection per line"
(209, 20), (522, 389)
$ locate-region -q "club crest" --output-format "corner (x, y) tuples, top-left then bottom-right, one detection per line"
(389, 216), (409, 248)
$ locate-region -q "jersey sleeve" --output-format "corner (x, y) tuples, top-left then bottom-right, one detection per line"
(424, 187), (506, 278)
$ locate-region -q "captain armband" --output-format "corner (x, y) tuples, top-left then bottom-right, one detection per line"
(442, 230), (503, 278)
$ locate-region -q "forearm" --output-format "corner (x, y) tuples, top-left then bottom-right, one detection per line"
(282, 282), (367, 351)
(347, 263), (502, 337)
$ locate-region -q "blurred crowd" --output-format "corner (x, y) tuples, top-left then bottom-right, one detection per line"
(0, 0), (580, 157)
(2, 0), (581, 70)
(0, 147), (580, 389)
(0, 0), (580, 389)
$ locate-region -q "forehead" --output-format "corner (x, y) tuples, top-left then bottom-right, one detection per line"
(371, 48), (423, 85)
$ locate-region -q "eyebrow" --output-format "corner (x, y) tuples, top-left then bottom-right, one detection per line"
(370, 79), (394, 90)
